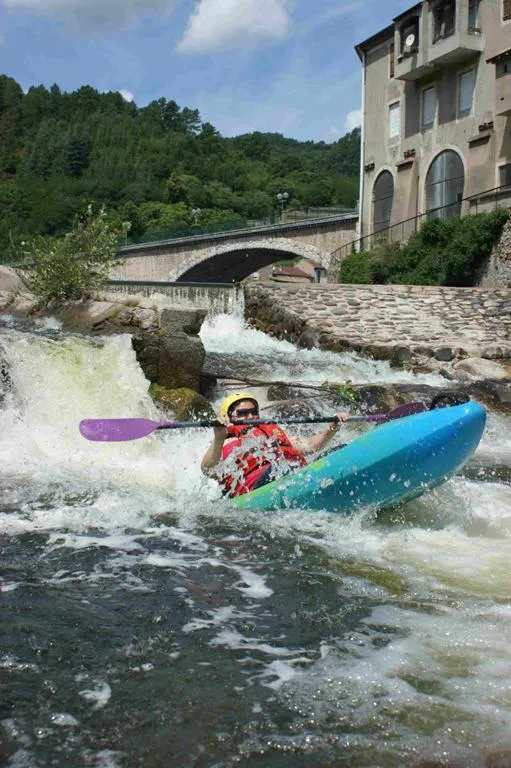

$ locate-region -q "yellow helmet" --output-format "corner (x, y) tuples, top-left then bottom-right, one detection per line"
(218, 391), (259, 418)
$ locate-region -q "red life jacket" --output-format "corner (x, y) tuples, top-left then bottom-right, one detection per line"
(220, 423), (307, 498)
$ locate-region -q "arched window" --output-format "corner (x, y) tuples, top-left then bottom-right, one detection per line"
(425, 150), (464, 220)
(372, 171), (394, 233)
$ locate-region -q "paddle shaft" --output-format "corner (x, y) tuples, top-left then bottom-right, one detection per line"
(79, 402), (426, 442)
(155, 415), (382, 430)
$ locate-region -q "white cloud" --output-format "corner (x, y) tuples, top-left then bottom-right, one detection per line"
(119, 89), (134, 102)
(3, 0), (177, 33)
(178, 0), (291, 54)
(344, 108), (362, 131)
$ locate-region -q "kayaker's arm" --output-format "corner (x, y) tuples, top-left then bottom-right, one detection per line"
(293, 412), (348, 455)
(201, 420), (228, 474)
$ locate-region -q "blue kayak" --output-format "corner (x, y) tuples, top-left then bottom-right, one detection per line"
(233, 402), (486, 514)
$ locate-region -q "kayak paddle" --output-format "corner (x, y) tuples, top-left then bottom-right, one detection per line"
(79, 401), (426, 442)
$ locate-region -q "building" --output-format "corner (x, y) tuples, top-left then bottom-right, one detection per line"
(355, 0), (511, 244)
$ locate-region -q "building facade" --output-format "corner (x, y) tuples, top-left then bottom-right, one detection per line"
(355, 0), (511, 243)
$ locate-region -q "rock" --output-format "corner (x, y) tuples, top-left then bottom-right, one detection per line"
(453, 357), (510, 381)
(149, 385), (215, 420)
(391, 346), (412, 365)
(0, 266), (26, 293)
(469, 381), (511, 411)
(55, 300), (120, 330)
(133, 308), (207, 391)
(485, 749), (511, 768)
(434, 346), (454, 362)
(297, 327), (319, 349)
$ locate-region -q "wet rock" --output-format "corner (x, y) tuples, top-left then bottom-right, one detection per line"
(485, 749), (511, 768)
(149, 385), (215, 420)
(434, 346), (454, 362)
(297, 327), (319, 349)
(468, 380), (511, 411)
(391, 346), (412, 366)
(453, 357), (510, 381)
(132, 310), (206, 392)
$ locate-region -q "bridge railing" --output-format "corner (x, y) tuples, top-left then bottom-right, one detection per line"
(121, 208), (359, 247)
(330, 183), (511, 278)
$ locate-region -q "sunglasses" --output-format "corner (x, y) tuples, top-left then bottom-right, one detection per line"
(231, 407), (259, 418)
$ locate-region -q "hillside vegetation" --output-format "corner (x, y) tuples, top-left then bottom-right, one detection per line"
(0, 76), (360, 256)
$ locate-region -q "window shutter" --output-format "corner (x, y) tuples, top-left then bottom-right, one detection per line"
(389, 102), (400, 138)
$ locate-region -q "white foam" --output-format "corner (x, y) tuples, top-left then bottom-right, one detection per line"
(78, 680), (112, 711)
(200, 313), (446, 385)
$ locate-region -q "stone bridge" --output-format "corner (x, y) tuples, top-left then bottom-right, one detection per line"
(110, 214), (358, 283)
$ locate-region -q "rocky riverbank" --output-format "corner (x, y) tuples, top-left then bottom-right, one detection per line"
(0, 267), (215, 419)
(244, 282), (511, 410)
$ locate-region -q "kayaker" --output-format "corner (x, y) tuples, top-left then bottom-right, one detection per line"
(201, 391), (348, 497)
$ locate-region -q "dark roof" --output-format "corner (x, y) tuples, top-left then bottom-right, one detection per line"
(355, 2), (423, 59)
(393, 3), (422, 23)
(487, 47), (511, 64)
(355, 24), (395, 60)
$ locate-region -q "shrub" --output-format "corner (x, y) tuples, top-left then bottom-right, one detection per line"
(339, 208), (509, 286)
(19, 204), (120, 303)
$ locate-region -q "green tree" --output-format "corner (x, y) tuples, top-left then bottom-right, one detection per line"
(20, 204), (120, 302)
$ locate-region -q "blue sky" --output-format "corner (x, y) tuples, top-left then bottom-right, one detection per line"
(0, 0), (409, 143)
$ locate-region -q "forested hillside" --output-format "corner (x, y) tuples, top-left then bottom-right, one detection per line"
(0, 75), (360, 253)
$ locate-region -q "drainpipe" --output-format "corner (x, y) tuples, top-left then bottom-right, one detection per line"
(357, 50), (366, 252)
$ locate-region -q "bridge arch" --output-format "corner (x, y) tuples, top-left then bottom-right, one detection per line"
(172, 238), (333, 283)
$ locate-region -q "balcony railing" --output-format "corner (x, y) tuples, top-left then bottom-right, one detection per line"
(330, 184), (511, 279)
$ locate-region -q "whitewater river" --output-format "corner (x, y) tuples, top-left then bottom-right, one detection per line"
(1, 311), (511, 767)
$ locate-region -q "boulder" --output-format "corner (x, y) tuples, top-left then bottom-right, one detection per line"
(0, 266), (26, 293)
(453, 357), (510, 381)
(132, 308), (207, 391)
(149, 385), (215, 420)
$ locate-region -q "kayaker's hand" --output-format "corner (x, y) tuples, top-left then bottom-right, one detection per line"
(213, 415), (229, 442)
(333, 412), (349, 425)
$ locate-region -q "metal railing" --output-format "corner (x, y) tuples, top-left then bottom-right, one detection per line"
(122, 207), (358, 247)
(330, 183), (511, 273)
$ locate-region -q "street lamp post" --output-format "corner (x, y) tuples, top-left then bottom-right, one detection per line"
(191, 207), (202, 226)
(276, 192), (289, 220)
(121, 220), (131, 245)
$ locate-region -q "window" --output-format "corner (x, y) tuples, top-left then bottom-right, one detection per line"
(400, 19), (419, 55)
(504, 0), (511, 21)
(389, 43), (395, 78)
(500, 164), (511, 186)
(422, 87), (436, 129)
(426, 150), (464, 220)
(468, 0), (479, 28)
(458, 70), (475, 116)
(389, 102), (400, 139)
(433, 0), (455, 41)
(373, 171), (394, 233)
(496, 58), (511, 77)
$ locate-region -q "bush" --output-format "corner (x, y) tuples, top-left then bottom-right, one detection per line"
(20, 204), (120, 302)
(339, 208), (509, 286)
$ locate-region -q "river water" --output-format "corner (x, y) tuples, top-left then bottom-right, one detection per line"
(1, 311), (511, 768)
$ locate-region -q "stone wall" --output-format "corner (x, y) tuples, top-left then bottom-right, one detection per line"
(244, 282), (511, 372)
(479, 210), (511, 289)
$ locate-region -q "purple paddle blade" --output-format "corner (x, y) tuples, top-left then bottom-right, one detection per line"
(79, 418), (162, 442)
